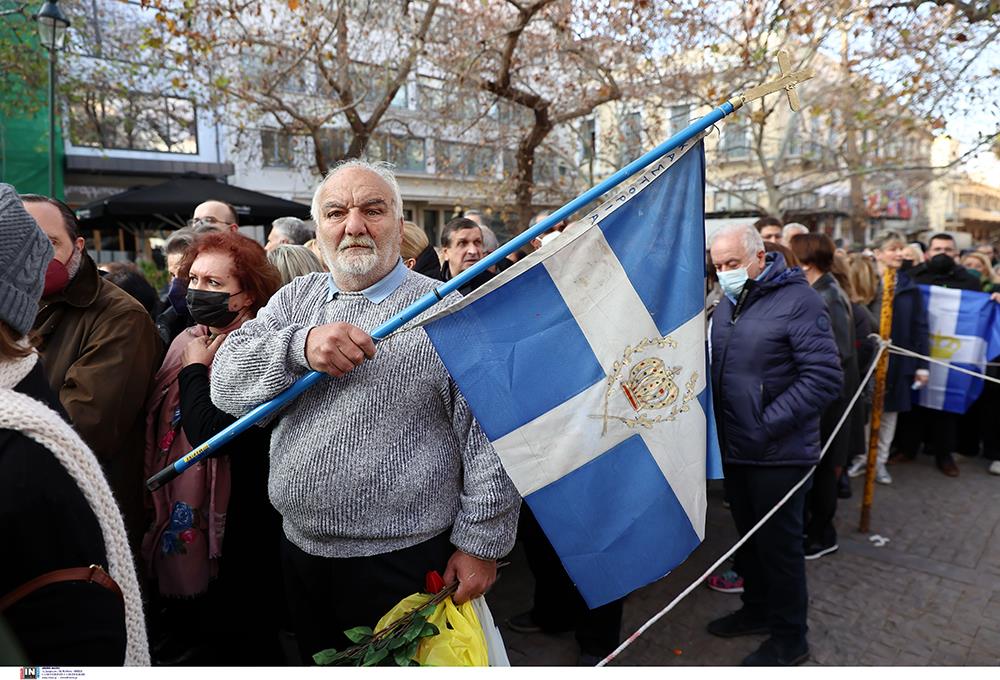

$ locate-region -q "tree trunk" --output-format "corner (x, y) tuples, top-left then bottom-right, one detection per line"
(514, 117), (553, 233)
(345, 130), (371, 160)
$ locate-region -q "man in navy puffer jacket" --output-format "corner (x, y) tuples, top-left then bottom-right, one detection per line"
(706, 224), (842, 666)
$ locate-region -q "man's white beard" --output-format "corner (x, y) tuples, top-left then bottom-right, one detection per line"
(322, 235), (390, 287)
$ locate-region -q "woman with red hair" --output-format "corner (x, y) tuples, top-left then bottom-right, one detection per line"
(142, 232), (283, 665)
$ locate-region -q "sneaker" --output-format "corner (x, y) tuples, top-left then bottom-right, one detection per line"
(742, 637), (809, 666)
(936, 454), (960, 477)
(989, 461), (1000, 476)
(706, 569), (744, 594)
(507, 611), (543, 634)
(707, 609), (769, 638)
(875, 464), (892, 485)
(847, 457), (866, 478)
(804, 539), (839, 560)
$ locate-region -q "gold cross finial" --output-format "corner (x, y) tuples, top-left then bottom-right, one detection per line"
(777, 49), (802, 111)
(726, 50), (816, 112)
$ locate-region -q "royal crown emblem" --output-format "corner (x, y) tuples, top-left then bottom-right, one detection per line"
(929, 333), (962, 360)
(594, 335), (699, 434)
(621, 358), (681, 411)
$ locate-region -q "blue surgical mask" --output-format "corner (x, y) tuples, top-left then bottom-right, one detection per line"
(717, 267), (749, 298)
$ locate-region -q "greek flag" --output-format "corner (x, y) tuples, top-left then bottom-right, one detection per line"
(421, 139), (723, 608)
(916, 285), (1000, 414)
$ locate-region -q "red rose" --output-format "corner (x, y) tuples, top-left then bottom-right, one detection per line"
(179, 529), (196, 544)
(425, 570), (445, 594)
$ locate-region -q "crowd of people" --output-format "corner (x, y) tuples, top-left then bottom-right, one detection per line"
(703, 216), (1000, 665)
(1, 164), (999, 667)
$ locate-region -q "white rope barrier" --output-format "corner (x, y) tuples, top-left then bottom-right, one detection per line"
(887, 344), (1000, 386)
(597, 339), (889, 666)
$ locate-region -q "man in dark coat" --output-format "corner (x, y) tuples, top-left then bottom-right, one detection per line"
(22, 194), (162, 550)
(707, 224), (842, 666)
(893, 233), (981, 477)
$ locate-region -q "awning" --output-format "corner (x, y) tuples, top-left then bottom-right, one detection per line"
(75, 177), (310, 229)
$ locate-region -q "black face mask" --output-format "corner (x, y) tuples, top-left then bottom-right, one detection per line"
(927, 253), (955, 274)
(185, 288), (242, 328)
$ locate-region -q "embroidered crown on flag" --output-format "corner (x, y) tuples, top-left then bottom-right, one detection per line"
(916, 285), (1000, 415)
(420, 136), (723, 608)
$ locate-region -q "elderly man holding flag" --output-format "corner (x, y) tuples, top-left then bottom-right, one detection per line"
(209, 159), (520, 664)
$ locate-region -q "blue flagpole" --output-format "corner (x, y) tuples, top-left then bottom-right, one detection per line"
(146, 101), (737, 491)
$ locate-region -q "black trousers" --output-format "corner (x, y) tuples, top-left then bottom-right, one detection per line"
(804, 402), (850, 546)
(804, 448), (838, 547)
(519, 504), (623, 657)
(724, 463), (811, 645)
(895, 406), (957, 459)
(281, 531), (454, 665)
(958, 380), (1000, 461)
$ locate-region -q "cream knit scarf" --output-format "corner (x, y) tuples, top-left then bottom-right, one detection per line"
(0, 352), (150, 665)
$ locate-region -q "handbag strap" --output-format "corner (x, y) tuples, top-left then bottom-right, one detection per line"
(0, 565), (123, 613)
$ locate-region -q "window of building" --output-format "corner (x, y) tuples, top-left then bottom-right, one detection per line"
(721, 119), (749, 159)
(436, 140), (496, 178)
(364, 133), (426, 172)
(580, 118), (596, 164)
(619, 111), (643, 166)
(669, 104), (690, 136)
(714, 189), (757, 212)
(261, 129), (294, 167)
(785, 117), (802, 157)
(387, 135), (425, 172)
(68, 91), (198, 154)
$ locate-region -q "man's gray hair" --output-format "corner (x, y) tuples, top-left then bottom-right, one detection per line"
(479, 224), (499, 253)
(164, 226), (197, 255)
(271, 216), (313, 245)
(709, 224), (765, 259)
(782, 223), (809, 240)
(310, 158), (404, 224)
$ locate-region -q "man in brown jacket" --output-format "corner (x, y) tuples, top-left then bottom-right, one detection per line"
(23, 194), (162, 548)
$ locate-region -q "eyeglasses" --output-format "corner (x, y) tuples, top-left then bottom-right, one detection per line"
(186, 216), (225, 228)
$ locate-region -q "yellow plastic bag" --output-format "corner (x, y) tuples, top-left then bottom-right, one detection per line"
(376, 593), (488, 666)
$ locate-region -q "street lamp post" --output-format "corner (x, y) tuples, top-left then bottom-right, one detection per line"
(34, 0), (70, 197)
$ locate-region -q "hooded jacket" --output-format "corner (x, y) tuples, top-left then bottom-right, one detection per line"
(710, 252), (843, 466)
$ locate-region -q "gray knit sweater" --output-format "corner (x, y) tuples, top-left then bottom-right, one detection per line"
(210, 269), (520, 560)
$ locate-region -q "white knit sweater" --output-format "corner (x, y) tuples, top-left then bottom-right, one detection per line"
(211, 270), (520, 560)
(0, 352), (149, 666)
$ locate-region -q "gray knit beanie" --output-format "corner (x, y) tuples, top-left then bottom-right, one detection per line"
(0, 184), (54, 336)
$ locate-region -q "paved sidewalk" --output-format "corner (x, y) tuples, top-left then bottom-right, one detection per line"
(488, 454), (1000, 666)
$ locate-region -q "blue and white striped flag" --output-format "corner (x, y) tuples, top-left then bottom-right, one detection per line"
(916, 285), (1000, 414)
(420, 139), (723, 608)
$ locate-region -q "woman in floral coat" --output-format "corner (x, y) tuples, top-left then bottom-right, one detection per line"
(142, 231), (283, 665)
